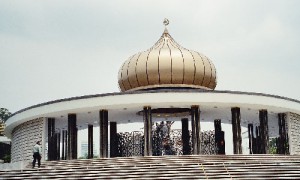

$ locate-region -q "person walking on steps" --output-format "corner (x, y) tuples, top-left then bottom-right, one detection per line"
(32, 141), (42, 168)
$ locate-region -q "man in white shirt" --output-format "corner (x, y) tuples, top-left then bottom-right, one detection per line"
(32, 141), (42, 168)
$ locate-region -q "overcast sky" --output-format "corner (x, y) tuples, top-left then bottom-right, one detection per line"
(1, 0), (299, 113)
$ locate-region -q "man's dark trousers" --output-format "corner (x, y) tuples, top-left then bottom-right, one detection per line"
(32, 152), (41, 168)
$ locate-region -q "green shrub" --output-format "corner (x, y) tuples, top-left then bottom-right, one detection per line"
(3, 154), (11, 163)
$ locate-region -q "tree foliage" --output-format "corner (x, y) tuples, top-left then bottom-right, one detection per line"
(269, 138), (277, 154)
(0, 108), (11, 122)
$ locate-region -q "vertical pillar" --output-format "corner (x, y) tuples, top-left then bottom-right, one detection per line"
(248, 124), (254, 154)
(214, 119), (220, 152)
(99, 110), (108, 158)
(191, 109), (196, 154)
(231, 107), (242, 154)
(110, 122), (118, 157)
(214, 119), (221, 132)
(143, 106), (152, 156)
(215, 119), (225, 154)
(67, 114), (77, 160)
(47, 118), (55, 161)
(254, 126), (260, 154)
(56, 132), (61, 160)
(41, 117), (47, 161)
(88, 124), (93, 159)
(62, 130), (67, 160)
(278, 113), (287, 154)
(75, 127), (78, 158)
(191, 105), (201, 154)
(181, 118), (190, 155)
(259, 110), (269, 154)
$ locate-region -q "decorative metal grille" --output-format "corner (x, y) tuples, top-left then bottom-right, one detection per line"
(189, 130), (193, 154)
(200, 130), (217, 155)
(117, 131), (143, 157)
(117, 129), (216, 157)
(152, 130), (162, 156)
(170, 129), (183, 155)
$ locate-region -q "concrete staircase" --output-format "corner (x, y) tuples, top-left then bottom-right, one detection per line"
(1, 155), (300, 179)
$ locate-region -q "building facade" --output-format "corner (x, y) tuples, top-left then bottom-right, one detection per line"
(5, 21), (300, 163)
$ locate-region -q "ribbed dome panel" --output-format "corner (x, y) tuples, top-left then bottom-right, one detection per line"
(202, 55), (212, 87)
(181, 49), (195, 85)
(135, 52), (149, 87)
(191, 51), (205, 85)
(127, 53), (140, 88)
(159, 47), (172, 84)
(170, 47), (184, 84)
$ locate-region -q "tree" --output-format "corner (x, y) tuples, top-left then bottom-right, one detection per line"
(269, 137), (277, 154)
(0, 108), (11, 122)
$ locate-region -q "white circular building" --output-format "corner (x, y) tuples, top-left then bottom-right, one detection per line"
(5, 21), (300, 163)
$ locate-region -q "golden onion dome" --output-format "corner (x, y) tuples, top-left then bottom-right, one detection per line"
(118, 20), (217, 92)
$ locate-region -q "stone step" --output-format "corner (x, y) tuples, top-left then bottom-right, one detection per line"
(2, 155), (300, 180)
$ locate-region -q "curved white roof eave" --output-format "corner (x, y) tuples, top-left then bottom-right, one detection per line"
(4, 90), (300, 138)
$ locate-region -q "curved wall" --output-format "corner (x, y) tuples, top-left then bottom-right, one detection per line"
(288, 112), (300, 155)
(11, 118), (44, 163)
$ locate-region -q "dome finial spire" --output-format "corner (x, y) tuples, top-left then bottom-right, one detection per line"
(163, 18), (169, 26)
(163, 18), (170, 36)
